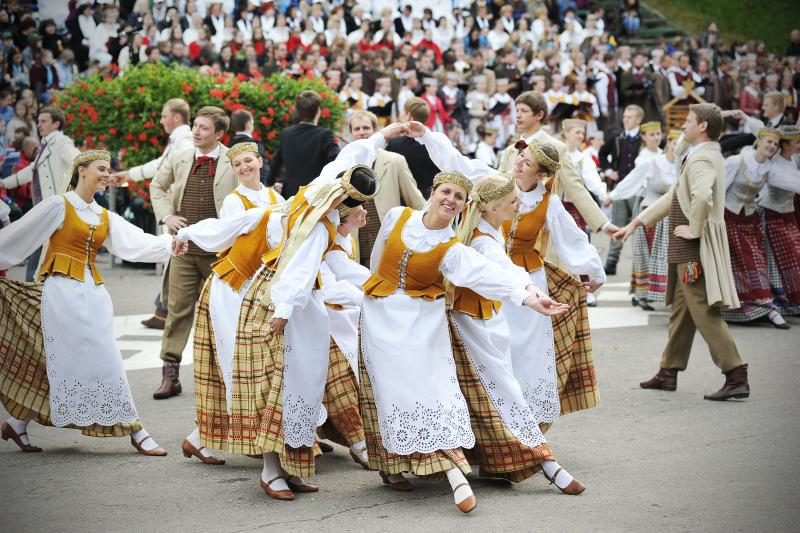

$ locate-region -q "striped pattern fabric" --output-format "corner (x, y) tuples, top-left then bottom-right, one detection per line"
(317, 337), (365, 447)
(448, 314), (554, 482)
(357, 199), (382, 268)
(761, 208), (800, 313)
(722, 209), (774, 323)
(225, 267), (319, 476)
(630, 222), (656, 299)
(358, 343), (470, 477)
(563, 201), (587, 231)
(645, 218), (669, 303)
(545, 262), (599, 417)
(0, 279), (141, 437)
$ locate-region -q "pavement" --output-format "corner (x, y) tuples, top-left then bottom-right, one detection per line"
(1, 235), (799, 533)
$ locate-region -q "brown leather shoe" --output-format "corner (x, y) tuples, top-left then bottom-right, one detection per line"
(181, 439), (225, 465)
(141, 310), (167, 330)
(453, 483), (478, 513)
(260, 477), (295, 501)
(1, 421), (42, 453)
(153, 362), (182, 399)
(286, 476), (319, 493)
(130, 435), (168, 457)
(640, 368), (678, 391)
(379, 471), (414, 491)
(543, 467), (586, 495)
(705, 364), (750, 401)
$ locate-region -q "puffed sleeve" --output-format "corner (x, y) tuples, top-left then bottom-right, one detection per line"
(219, 193), (246, 219)
(320, 262), (364, 307)
(176, 208), (266, 252)
(105, 211), (173, 263)
(609, 156), (648, 201)
(440, 242), (531, 305)
(270, 221), (330, 320)
(545, 196), (607, 283)
(767, 160), (800, 193)
(469, 236), (532, 289)
(0, 195), (65, 269)
(325, 249), (371, 287)
(421, 128), (493, 182)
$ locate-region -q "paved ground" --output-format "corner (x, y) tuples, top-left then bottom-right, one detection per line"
(1, 236), (799, 532)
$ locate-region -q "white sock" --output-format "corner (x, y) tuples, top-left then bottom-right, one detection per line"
(587, 292), (597, 305)
(541, 460), (574, 489)
(446, 467), (472, 505)
(186, 428), (213, 458)
(350, 440), (368, 462)
(7, 417), (31, 445)
(262, 452), (289, 491)
(769, 310), (787, 326)
(131, 429), (160, 451)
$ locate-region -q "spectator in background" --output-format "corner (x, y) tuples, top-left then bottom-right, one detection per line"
(228, 108), (270, 185)
(385, 96), (440, 196)
(270, 90), (340, 198)
(28, 49), (59, 103)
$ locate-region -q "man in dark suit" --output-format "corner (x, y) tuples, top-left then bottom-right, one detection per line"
(270, 90), (340, 198)
(385, 97), (440, 196)
(229, 109), (269, 185)
(619, 51), (660, 122)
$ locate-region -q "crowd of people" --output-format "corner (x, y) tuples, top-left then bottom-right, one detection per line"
(0, 0), (798, 517)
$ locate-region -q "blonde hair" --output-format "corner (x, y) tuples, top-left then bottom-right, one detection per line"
(457, 173), (517, 247)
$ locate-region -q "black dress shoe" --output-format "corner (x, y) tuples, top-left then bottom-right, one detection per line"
(604, 264), (617, 276)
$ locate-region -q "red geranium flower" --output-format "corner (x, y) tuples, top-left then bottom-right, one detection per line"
(181, 82), (193, 94)
(95, 88), (105, 95)
(320, 108), (330, 118)
(109, 127), (117, 135)
(138, 86), (146, 93)
(138, 132), (147, 141)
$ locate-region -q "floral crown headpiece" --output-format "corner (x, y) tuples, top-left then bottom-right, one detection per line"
(227, 142), (261, 161)
(471, 173), (516, 205)
(71, 150), (111, 176)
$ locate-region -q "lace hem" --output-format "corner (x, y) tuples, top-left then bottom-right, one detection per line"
(282, 393), (327, 448)
(521, 326), (560, 423)
(377, 396), (475, 456)
(49, 377), (138, 427)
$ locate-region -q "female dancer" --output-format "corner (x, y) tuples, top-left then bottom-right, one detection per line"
(720, 129), (785, 327)
(171, 143), (286, 465)
(759, 126), (800, 317)
(448, 173), (584, 493)
(317, 204), (371, 468)
(604, 123), (675, 310)
(562, 118), (606, 233)
(0, 151), (181, 455)
(413, 123), (606, 426)
(359, 169), (564, 513)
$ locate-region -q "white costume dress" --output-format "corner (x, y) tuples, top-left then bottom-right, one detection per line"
(0, 192), (172, 428)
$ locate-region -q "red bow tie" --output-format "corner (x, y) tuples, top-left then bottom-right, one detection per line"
(514, 139), (528, 150)
(192, 155), (216, 175)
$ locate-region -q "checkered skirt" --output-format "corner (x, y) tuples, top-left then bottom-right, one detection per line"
(448, 313), (554, 482)
(645, 218), (669, 303)
(223, 267), (319, 476)
(761, 208), (800, 311)
(358, 331), (470, 477)
(545, 262), (598, 417)
(722, 209), (774, 322)
(317, 337), (364, 448)
(631, 223), (656, 299)
(0, 279), (141, 437)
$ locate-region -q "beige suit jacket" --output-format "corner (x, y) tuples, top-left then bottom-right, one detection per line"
(352, 148), (426, 263)
(2, 131), (80, 200)
(639, 141), (739, 309)
(498, 130), (609, 231)
(150, 144), (237, 224)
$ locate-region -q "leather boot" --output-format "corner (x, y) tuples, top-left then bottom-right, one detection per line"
(141, 309), (167, 330)
(640, 368), (678, 391)
(704, 364), (750, 401)
(153, 362), (182, 399)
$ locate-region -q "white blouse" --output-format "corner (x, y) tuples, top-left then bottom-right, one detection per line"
(608, 148), (662, 202)
(219, 183), (285, 218)
(0, 192), (172, 269)
(176, 207), (284, 253)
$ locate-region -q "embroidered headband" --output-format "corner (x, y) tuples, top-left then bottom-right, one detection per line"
(562, 118), (587, 131)
(337, 205), (354, 219)
(227, 142), (260, 161)
(778, 125), (800, 140)
(528, 141), (560, 174)
(471, 173), (516, 205)
(432, 170), (473, 194)
(757, 127), (781, 140)
(341, 164), (379, 202)
(71, 150), (111, 176)
(640, 121), (662, 134)
(667, 129), (682, 140)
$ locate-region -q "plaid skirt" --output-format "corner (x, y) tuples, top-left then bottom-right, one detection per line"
(646, 218), (669, 303)
(723, 210), (773, 322)
(223, 267), (319, 476)
(630, 222), (656, 299)
(0, 279), (142, 437)
(358, 340), (470, 477)
(545, 262), (598, 418)
(317, 337), (364, 448)
(761, 208), (800, 310)
(448, 314), (554, 482)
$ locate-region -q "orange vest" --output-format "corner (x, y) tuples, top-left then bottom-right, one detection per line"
(263, 186), (337, 288)
(363, 208), (457, 300)
(452, 228), (502, 319)
(501, 192), (550, 272)
(212, 210), (273, 291)
(39, 196), (109, 285)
